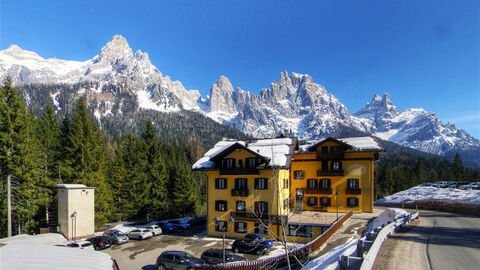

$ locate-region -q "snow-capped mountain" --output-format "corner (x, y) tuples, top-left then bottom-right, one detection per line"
(1, 35), (479, 166)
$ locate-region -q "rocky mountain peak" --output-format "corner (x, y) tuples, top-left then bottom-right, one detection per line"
(1, 44), (43, 60)
(208, 75), (236, 113)
(97, 35), (133, 63)
(355, 93), (399, 119)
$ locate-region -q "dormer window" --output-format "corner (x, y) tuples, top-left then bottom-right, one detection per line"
(331, 146), (341, 152)
(224, 158), (235, 169)
(247, 157), (256, 168)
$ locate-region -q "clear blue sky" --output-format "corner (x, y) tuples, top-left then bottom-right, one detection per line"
(1, 0), (479, 138)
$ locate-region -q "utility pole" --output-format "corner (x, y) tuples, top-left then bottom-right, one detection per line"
(7, 174), (12, 237)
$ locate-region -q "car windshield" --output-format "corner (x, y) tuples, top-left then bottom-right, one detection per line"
(114, 231), (125, 236)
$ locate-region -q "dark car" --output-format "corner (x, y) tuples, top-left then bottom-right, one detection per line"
(188, 216), (206, 227)
(169, 220), (191, 230)
(86, 236), (112, 250)
(201, 248), (246, 264)
(245, 233), (274, 248)
(231, 239), (269, 255)
(157, 221), (177, 234)
(156, 251), (205, 270)
(103, 229), (129, 244)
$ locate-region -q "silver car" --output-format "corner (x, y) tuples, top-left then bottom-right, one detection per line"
(128, 229), (153, 240)
(145, 225), (162, 236)
(103, 229), (129, 245)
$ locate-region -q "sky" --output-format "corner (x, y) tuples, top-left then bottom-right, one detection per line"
(1, 0), (479, 138)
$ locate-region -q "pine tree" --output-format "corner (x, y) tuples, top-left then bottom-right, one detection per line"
(62, 97), (112, 226)
(451, 153), (465, 180)
(140, 120), (168, 220)
(171, 152), (200, 217)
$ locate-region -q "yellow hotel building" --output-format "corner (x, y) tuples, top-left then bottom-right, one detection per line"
(193, 136), (382, 242)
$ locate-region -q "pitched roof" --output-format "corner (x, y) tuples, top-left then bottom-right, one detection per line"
(192, 137), (298, 170)
(302, 136), (384, 152)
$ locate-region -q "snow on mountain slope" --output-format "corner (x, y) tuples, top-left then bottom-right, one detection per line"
(1, 35), (479, 166)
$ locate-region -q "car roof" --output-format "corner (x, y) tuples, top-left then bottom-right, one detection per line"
(162, 250), (190, 255)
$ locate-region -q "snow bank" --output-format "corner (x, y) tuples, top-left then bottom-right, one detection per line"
(366, 208), (408, 233)
(302, 237), (358, 270)
(376, 186), (480, 206)
(0, 233), (67, 245)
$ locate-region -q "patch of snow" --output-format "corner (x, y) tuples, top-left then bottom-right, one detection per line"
(376, 186), (480, 206)
(366, 208), (408, 233)
(50, 90), (61, 111)
(302, 236), (358, 270)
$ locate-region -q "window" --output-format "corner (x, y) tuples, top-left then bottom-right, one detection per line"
(321, 146), (328, 153)
(287, 225), (312, 237)
(236, 201), (246, 212)
(307, 179), (318, 189)
(320, 197), (330, 206)
(224, 158), (235, 169)
(238, 159), (243, 168)
(215, 178), (227, 189)
(284, 178), (289, 189)
(254, 178), (268, 190)
(215, 200), (227, 211)
(235, 178), (247, 190)
(234, 222), (247, 233)
(307, 197), (318, 206)
(254, 223), (268, 235)
(331, 146), (341, 152)
(247, 157), (256, 168)
(347, 178), (359, 189)
(294, 170), (305, 179)
(332, 161), (342, 171)
(320, 178), (331, 188)
(255, 201), (268, 215)
(283, 198), (289, 209)
(215, 221), (227, 232)
(347, 197), (359, 207)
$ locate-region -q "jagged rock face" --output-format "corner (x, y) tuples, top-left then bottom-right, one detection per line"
(1, 35), (479, 167)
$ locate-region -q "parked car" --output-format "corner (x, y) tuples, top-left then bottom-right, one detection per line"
(244, 233), (274, 248)
(460, 182), (480, 190)
(169, 219), (191, 230)
(146, 225), (163, 236)
(86, 236), (112, 250)
(188, 215), (206, 227)
(156, 251), (205, 270)
(157, 221), (177, 233)
(201, 248), (246, 264)
(128, 229), (153, 240)
(103, 229), (129, 244)
(65, 241), (94, 250)
(231, 239), (270, 255)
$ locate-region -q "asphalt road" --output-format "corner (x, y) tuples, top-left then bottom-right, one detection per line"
(373, 210), (480, 270)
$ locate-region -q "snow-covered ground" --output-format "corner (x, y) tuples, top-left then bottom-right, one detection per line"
(302, 208), (409, 270)
(375, 186), (480, 207)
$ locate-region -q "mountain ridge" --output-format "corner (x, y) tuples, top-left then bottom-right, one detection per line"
(1, 35), (479, 167)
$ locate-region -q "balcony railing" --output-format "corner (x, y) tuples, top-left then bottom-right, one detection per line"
(304, 188), (333, 194)
(220, 168), (259, 175)
(317, 170), (344, 176)
(231, 188), (250, 197)
(346, 188), (362, 195)
(316, 152), (344, 160)
(230, 211), (287, 224)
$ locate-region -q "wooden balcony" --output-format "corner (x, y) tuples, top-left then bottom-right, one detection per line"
(304, 188), (333, 194)
(220, 168), (259, 175)
(231, 188), (250, 197)
(316, 152), (344, 160)
(230, 211), (288, 225)
(346, 188), (362, 195)
(317, 170), (344, 177)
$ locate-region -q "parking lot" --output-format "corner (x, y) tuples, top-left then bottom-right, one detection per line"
(101, 227), (295, 270)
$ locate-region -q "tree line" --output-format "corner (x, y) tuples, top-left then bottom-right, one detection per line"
(0, 79), (206, 237)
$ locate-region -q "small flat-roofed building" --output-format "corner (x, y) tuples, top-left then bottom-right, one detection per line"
(57, 184), (95, 240)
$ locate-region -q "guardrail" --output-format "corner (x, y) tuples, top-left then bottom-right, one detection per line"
(339, 211), (419, 270)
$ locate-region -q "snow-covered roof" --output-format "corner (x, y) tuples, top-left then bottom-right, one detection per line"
(0, 233), (66, 245)
(192, 137), (297, 170)
(57, 184), (92, 189)
(0, 243), (114, 270)
(301, 136), (383, 152)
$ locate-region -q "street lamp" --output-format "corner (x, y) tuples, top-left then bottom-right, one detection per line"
(214, 216), (235, 263)
(335, 192), (339, 221)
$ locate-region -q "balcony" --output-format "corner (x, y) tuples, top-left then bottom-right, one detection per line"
(346, 188), (362, 195)
(220, 168), (259, 175)
(304, 188), (333, 194)
(231, 188), (250, 197)
(317, 170), (344, 177)
(316, 152), (344, 160)
(230, 211), (287, 224)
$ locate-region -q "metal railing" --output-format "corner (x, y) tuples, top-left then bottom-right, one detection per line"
(305, 188), (333, 194)
(346, 188), (362, 195)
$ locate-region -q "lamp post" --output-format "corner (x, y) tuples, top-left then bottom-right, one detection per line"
(335, 192), (339, 221)
(214, 216), (235, 264)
